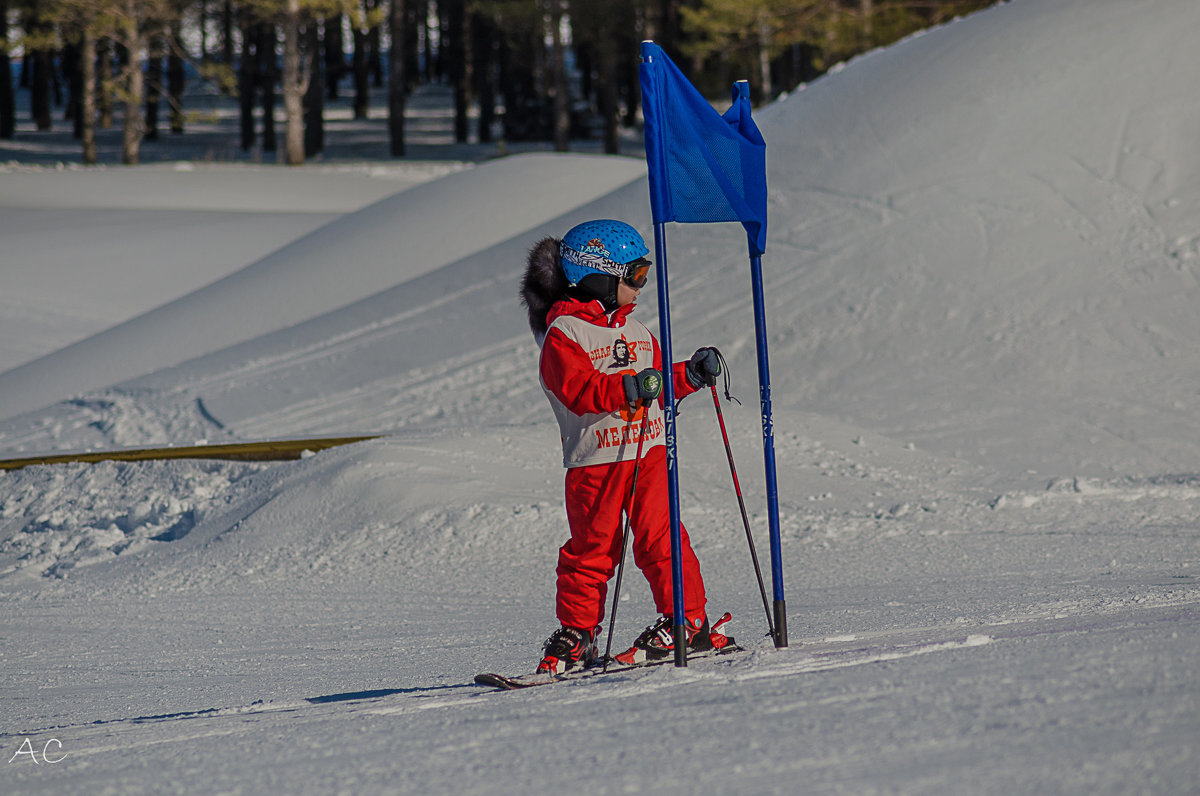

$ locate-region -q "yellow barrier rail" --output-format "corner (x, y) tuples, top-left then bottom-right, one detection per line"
(0, 435), (386, 471)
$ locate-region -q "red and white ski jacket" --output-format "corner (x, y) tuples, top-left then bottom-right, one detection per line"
(539, 298), (699, 468)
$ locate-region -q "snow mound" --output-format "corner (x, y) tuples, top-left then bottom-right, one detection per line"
(738, 0), (1200, 477)
(0, 153), (646, 422)
(0, 458), (267, 579)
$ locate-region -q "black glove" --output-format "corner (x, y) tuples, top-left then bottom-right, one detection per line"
(623, 368), (663, 408)
(686, 347), (722, 388)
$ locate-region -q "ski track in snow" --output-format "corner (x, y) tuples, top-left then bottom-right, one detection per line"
(7, 605), (1190, 732)
(4, 604), (1196, 794)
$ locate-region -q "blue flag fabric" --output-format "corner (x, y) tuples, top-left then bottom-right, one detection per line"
(640, 41), (768, 255)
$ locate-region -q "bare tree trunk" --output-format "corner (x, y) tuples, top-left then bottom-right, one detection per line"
(282, 0), (306, 164)
(421, 1), (434, 83)
(353, 23), (369, 119)
(657, 0), (679, 55)
(121, 11), (145, 165)
(304, 20), (324, 158)
(758, 12), (771, 100)
(222, 0), (235, 73)
(405, 0), (419, 90)
(447, 0), (469, 143)
(368, 0), (383, 88)
(624, 0), (643, 129)
(239, 15), (257, 149)
(498, 29), (538, 141)
(261, 25), (278, 152)
(31, 45), (53, 130)
(146, 33), (163, 140)
(97, 40), (114, 129)
(325, 13), (343, 100)
(198, 0), (209, 60)
(0, 0), (14, 139)
(471, 10), (494, 144)
(64, 38), (79, 126)
(597, 18), (618, 154)
(549, 0), (569, 152)
(169, 16), (185, 133)
(81, 26), (97, 163)
(433, 4), (445, 85)
(388, 0), (406, 157)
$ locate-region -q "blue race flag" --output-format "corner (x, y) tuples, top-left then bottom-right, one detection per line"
(640, 40), (787, 653)
(640, 41), (768, 256)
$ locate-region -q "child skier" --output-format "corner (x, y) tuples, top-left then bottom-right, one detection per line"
(519, 219), (732, 674)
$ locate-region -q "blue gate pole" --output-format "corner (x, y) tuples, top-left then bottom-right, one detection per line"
(749, 250), (787, 647)
(652, 222), (689, 667)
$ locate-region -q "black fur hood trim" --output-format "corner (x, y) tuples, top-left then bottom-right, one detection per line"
(520, 236), (569, 341)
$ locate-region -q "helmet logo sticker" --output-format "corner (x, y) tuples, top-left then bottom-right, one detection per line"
(582, 238), (612, 259)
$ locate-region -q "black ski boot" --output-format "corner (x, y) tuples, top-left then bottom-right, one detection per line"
(537, 625), (599, 674)
(613, 612), (734, 665)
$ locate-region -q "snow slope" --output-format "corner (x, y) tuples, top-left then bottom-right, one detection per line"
(0, 153), (646, 420)
(751, 0), (1200, 478)
(2, 0), (1199, 793)
(0, 161), (468, 373)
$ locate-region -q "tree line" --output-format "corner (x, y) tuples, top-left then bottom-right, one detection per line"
(0, 0), (996, 166)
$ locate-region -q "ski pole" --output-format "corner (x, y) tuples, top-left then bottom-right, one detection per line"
(603, 409), (651, 670)
(710, 381), (775, 639)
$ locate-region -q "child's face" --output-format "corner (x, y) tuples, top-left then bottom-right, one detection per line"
(616, 280), (640, 307)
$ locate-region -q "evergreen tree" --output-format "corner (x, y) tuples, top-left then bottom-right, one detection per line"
(38, 0), (178, 163)
(680, 0), (997, 101)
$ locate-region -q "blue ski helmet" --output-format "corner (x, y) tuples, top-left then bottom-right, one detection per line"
(559, 220), (650, 286)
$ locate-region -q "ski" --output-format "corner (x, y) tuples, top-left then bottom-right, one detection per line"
(474, 644), (745, 691)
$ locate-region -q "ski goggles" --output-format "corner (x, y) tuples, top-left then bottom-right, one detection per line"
(622, 259), (651, 289)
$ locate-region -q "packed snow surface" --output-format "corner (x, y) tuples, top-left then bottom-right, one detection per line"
(2, 0), (1199, 793)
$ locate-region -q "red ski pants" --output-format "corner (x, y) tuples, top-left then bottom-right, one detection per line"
(556, 445), (707, 631)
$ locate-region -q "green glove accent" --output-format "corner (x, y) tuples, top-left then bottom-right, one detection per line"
(623, 368), (663, 407)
